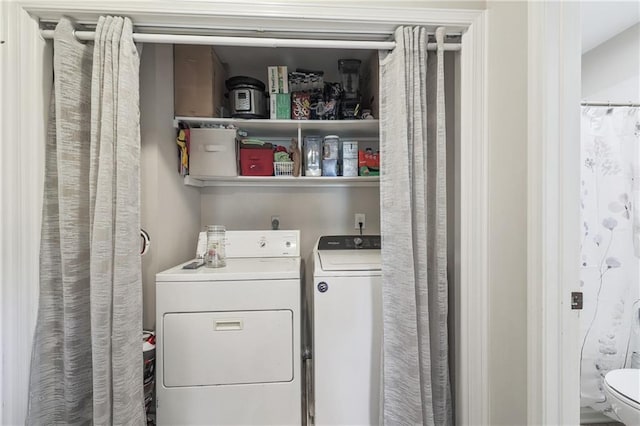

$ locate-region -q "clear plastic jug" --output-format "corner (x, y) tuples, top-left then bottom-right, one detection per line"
(304, 136), (322, 177)
(205, 225), (226, 268)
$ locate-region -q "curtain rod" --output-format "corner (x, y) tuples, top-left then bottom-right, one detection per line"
(581, 101), (639, 107)
(39, 30), (462, 51)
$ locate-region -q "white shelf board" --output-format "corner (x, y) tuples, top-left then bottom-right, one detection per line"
(184, 175), (379, 188)
(175, 116), (379, 138)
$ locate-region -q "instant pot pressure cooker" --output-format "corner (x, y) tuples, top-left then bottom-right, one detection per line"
(226, 76), (267, 119)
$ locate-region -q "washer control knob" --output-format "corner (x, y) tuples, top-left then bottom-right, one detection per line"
(354, 237), (364, 248)
(259, 239), (266, 248)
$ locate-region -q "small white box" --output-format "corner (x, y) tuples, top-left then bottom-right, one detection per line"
(189, 128), (238, 177)
(342, 158), (358, 177)
(270, 96), (277, 120)
(343, 141), (358, 158)
(268, 66), (279, 94)
(278, 66), (289, 93)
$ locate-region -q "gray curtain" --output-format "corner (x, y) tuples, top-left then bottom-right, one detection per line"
(27, 16), (144, 425)
(379, 26), (452, 425)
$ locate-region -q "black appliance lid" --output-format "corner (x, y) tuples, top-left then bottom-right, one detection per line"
(317, 235), (381, 250)
(226, 75), (266, 91)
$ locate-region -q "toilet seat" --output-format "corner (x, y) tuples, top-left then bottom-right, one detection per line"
(605, 369), (640, 407)
(603, 369), (640, 425)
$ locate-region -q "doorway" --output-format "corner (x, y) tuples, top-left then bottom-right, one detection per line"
(579, 2), (640, 424)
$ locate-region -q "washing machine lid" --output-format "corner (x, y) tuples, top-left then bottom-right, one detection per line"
(605, 369), (640, 405)
(316, 235), (381, 272)
(317, 250), (381, 272)
(156, 257), (301, 282)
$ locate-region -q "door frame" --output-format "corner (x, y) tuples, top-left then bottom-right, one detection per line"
(527, 1), (581, 424)
(0, 2), (51, 424)
(2, 2), (489, 424)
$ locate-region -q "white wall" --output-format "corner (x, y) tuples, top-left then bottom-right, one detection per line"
(140, 44), (202, 328)
(200, 186), (381, 272)
(486, 1), (528, 424)
(582, 23), (640, 102)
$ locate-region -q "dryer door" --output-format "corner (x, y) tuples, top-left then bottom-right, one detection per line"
(163, 310), (293, 387)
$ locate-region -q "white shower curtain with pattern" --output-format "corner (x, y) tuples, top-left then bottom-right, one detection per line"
(379, 26), (452, 425)
(27, 16), (144, 425)
(580, 106), (640, 417)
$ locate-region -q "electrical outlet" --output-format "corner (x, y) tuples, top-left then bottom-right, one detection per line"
(271, 215), (280, 230)
(354, 213), (366, 229)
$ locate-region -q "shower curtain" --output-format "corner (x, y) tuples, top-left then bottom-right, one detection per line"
(27, 17), (144, 425)
(379, 26), (452, 425)
(580, 106), (640, 416)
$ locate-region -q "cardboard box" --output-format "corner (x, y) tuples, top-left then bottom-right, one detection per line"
(270, 93), (291, 120)
(343, 141), (358, 158)
(278, 66), (289, 93)
(188, 128), (238, 177)
(174, 45), (227, 117)
(343, 158), (358, 177)
(268, 66), (289, 94)
(268, 66), (279, 94)
(291, 92), (311, 120)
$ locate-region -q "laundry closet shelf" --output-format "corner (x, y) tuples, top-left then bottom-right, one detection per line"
(184, 175), (380, 188)
(175, 117), (379, 139)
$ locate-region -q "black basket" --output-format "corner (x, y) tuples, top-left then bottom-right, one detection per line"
(143, 331), (156, 424)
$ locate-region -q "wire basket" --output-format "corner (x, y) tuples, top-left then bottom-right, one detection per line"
(274, 162), (294, 176)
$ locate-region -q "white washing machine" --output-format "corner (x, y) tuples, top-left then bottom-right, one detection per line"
(156, 230), (302, 425)
(310, 235), (382, 425)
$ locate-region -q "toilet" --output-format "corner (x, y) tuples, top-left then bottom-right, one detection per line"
(603, 369), (640, 425)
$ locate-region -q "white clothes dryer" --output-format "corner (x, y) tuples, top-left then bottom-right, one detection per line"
(156, 230), (302, 425)
(309, 235), (382, 426)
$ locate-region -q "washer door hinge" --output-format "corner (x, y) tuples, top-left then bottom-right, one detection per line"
(571, 292), (583, 310)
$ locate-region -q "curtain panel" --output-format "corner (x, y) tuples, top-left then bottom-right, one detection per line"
(579, 106), (640, 417)
(27, 16), (144, 425)
(379, 26), (452, 426)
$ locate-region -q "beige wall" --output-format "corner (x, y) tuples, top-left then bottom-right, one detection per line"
(140, 44), (202, 329)
(200, 186), (381, 275)
(486, 1), (528, 424)
(582, 23), (640, 102)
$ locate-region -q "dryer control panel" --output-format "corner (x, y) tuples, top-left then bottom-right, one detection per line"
(318, 235), (381, 250)
(225, 230), (300, 258)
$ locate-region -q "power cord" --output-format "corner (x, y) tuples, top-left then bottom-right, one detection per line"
(359, 221), (363, 236)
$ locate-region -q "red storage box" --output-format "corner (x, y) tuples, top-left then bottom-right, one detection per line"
(240, 148), (274, 176)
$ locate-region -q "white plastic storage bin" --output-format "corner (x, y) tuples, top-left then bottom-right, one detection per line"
(274, 162), (294, 176)
(189, 128), (238, 177)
